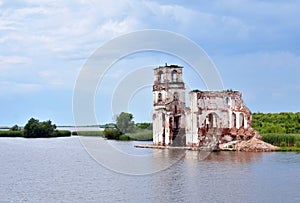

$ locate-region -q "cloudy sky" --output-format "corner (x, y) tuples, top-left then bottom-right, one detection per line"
(0, 0), (299, 126)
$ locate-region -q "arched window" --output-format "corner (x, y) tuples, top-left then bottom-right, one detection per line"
(158, 93), (162, 102)
(232, 112), (236, 128)
(225, 97), (229, 106)
(173, 92), (178, 101)
(239, 113), (244, 128)
(172, 70), (178, 82)
(158, 71), (164, 83)
(208, 113), (219, 128)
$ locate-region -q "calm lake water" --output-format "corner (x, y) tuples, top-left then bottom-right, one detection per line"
(0, 136), (300, 203)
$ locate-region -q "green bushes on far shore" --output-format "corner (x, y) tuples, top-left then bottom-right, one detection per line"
(276, 146), (300, 152)
(124, 129), (153, 141)
(1, 118), (71, 138)
(0, 130), (23, 137)
(71, 131), (104, 137)
(253, 112), (300, 134)
(0, 130), (71, 138)
(53, 130), (71, 137)
(262, 133), (300, 147)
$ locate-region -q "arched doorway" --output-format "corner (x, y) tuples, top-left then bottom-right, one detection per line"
(205, 113), (220, 130)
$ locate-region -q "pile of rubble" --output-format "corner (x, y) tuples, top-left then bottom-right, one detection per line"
(219, 136), (278, 152)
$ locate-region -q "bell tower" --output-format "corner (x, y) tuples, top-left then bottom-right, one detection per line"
(152, 64), (186, 146)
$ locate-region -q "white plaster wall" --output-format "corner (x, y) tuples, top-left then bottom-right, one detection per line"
(236, 112), (240, 128)
(189, 92), (198, 113)
(185, 112), (198, 145)
(202, 97), (227, 110)
(153, 110), (165, 145)
(164, 113), (170, 145)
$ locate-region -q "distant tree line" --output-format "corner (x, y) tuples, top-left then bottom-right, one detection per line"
(252, 112), (300, 134)
(0, 118), (71, 138)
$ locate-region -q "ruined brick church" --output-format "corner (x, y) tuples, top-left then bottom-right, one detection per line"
(152, 64), (258, 147)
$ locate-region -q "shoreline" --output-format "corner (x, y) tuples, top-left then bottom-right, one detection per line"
(135, 144), (222, 151)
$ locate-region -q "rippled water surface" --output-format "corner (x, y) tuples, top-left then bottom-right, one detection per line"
(0, 136), (299, 202)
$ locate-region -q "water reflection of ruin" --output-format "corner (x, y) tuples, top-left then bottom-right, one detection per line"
(152, 64), (259, 147)
(202, 151), (263, 163)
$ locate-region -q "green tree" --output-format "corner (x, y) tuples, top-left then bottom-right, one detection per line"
(116, 112), (135, 133)
(136, 122), (151, 129)
(252, 112), (300, 134)
(23, 118), (56, 138)
(10, 124), (20, 131)
(103, 125), (122, 139)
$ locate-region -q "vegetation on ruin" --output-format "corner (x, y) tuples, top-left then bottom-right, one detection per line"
(191, 89), (202, 93)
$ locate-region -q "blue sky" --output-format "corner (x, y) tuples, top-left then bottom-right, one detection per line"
(0, 0), (299, 126)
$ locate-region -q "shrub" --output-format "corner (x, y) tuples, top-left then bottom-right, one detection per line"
(23, 118), (56, 138)
(10, 125), (21, 131)
(0, 130), (23, 137)
(72, 131), (78, 135)
(280, 141), (287, 147)
(262, 133), (300, 147)
(125, 129), (153, 141)
(119, 134), (130, 140)
(74, 131), (104, 137)
(53, 130), (71, 137)
(294, 141), (300, 148)
(103, 127), (122, 140)
(136, 123), (151, 129)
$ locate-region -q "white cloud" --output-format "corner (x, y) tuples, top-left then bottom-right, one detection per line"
(0, 81), (42, 95)
(0, 55), (30, 66)
(0, 0), (299, 125)
(0, 19), (15, 31)
(145, 2), (195, 23)
(38, 70), (66, 87)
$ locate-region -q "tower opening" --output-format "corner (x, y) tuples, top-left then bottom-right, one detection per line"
(158, 71), (164, 83)
(172, 70), (178, 82)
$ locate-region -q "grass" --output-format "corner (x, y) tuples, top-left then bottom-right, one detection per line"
(72, 129), (152, 141)
(261, 133), (300, 147)
(72, 131), (104, 137)
(276, 147), (300, 152)
(124, 129), (153, 141)
(261, 133), (300, 152)
(0, 130), (23, 137)
(0, 130), (71, 138)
